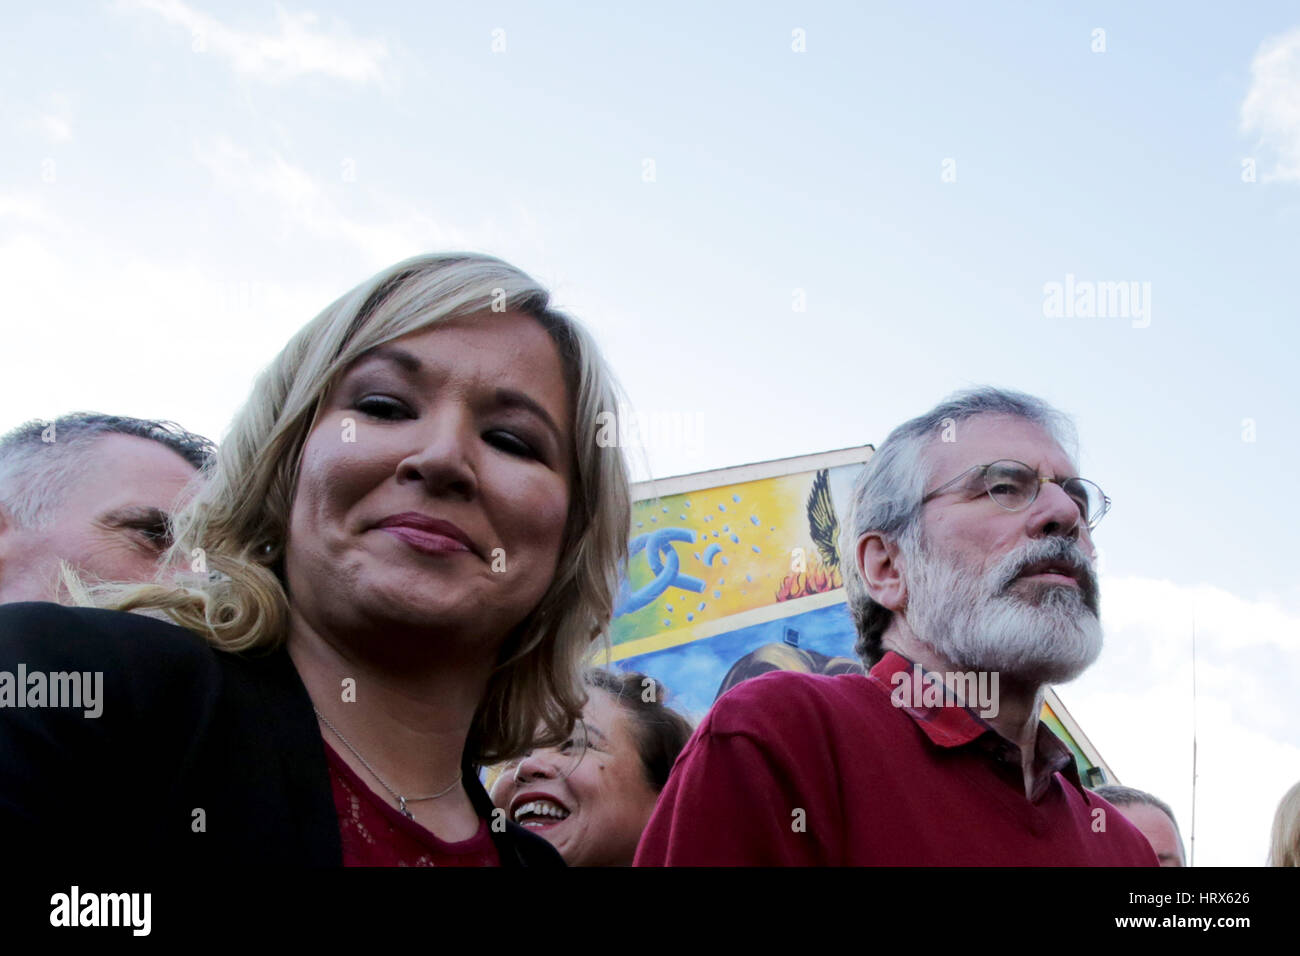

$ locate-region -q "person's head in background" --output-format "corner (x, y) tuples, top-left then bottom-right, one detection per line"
(491, 668), (693, 866)
(715, 642), (863, 701)
(1269, 780), (1300, 866)
(1093, 785), (1186, 866)
(0, 413), (214, 604)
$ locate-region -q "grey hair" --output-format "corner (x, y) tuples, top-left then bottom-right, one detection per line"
(0, 413), (215, 528)
(839, 387), (1078, 666)
(1092, 784), (1186, 863)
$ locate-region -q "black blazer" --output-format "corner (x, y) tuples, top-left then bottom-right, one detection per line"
(0, 602), (562, 866)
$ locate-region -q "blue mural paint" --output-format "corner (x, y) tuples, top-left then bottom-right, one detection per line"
(616, 602), (857, 719)
(615, 528), (706, 615)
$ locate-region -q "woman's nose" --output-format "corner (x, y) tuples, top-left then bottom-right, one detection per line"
(395, 409), (478, 499)
(512, 748), (563, 783)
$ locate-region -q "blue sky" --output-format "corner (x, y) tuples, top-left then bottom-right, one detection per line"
(2, 1), (1297, 865)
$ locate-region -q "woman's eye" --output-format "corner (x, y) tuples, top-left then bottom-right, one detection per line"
(354, 396), (411, 420)
(485, 430), (537, 459)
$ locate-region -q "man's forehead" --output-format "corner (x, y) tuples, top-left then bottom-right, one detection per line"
(924, 414), (1076, 481)
(81, 434), (196, 476)
(77, 435), (199, 512)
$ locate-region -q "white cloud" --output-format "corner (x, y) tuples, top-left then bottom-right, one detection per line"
(193, 136), (469, 268)
(1059, 575), (1300, 865)
(1241, 27), (1300, 183)
(0, 160), (532, 446)
(35, 92), (76, 144)
(39, 114), (72, 143)
(114, 0), (392, 88)
(2, 91), (76, 145)
(0, 189), (324, 446)
(0, 191), (58, 227)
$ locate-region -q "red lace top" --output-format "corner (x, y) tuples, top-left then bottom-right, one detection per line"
(324, 741), (500, 867)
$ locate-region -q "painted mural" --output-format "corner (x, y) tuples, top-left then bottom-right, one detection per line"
(603, 459), (865, 719)
(611, 466), (858, 649)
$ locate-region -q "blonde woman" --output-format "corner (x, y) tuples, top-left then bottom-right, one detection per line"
(1269, 780), (1300, 866)
(0, 253), (630, 866)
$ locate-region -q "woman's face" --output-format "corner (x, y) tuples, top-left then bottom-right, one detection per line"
(491, 689), (662, 866)
(284, 311), (573, 654)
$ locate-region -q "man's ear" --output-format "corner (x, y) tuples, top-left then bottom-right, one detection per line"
(857, 531), (907, 613)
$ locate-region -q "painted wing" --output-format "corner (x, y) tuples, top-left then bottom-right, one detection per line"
(806, 468), (840, 571)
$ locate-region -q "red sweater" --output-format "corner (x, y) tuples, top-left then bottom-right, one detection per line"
(634, 652), (1157, 866)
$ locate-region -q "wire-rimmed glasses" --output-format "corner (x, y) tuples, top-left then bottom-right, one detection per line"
(921, 459), (1111, 530)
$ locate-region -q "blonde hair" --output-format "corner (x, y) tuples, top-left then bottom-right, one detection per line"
(1270, 780), (1300, 866)
(82, 253), (631, 763)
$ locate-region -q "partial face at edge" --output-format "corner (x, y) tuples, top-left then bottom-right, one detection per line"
(0, 434), (199, 603)
(1117, 802), (1185, 867)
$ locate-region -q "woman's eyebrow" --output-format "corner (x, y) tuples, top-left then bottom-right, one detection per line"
(352, 346), (422, 375)
(493, 389), (563, 444)
(583, 722), (609, 746)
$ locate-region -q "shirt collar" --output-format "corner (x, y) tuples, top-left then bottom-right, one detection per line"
(868, 650), (1083, 801)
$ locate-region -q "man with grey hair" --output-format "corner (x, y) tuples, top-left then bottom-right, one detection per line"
(1093, 785), (1187, 866)
(636, 387), (1157, 865)
(0, 413), (213, 604)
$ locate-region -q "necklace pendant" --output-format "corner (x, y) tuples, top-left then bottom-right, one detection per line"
(399, 797), (413, 819)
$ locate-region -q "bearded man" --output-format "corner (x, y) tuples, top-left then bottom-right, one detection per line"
(634, 388), (1157, 866)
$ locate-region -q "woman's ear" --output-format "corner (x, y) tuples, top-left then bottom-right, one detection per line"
(856, 531), (907, 613)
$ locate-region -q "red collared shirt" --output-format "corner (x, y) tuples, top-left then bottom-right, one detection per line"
(634, 651), (1157, 866)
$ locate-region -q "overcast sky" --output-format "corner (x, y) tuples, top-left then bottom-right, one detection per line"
(2, 1), (1297, 865)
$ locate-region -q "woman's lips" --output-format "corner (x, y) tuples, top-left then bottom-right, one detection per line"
(520, 817), (566, 831)
(510, 792), (572, 829)
(380, 526), (473, 555)
(374, 513), (478, 555)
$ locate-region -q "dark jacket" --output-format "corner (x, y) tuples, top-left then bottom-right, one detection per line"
(0, 602), (562, 866)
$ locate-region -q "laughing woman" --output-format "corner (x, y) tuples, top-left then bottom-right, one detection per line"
(0, 253), (630, 866)
(490, 668), (693, 866)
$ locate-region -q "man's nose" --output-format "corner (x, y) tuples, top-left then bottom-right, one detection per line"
(1029, 481), (1084, 540)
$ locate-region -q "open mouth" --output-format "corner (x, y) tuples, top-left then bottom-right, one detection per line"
(511, 797), (571, 829)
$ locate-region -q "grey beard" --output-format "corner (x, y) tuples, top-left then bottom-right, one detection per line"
(905, 536), (1103, 685)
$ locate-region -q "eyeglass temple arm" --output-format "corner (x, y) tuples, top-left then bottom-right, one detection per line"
(920, 464), (983, 504)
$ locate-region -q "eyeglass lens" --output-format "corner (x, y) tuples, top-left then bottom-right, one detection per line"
(983, 461), (1105, 526)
